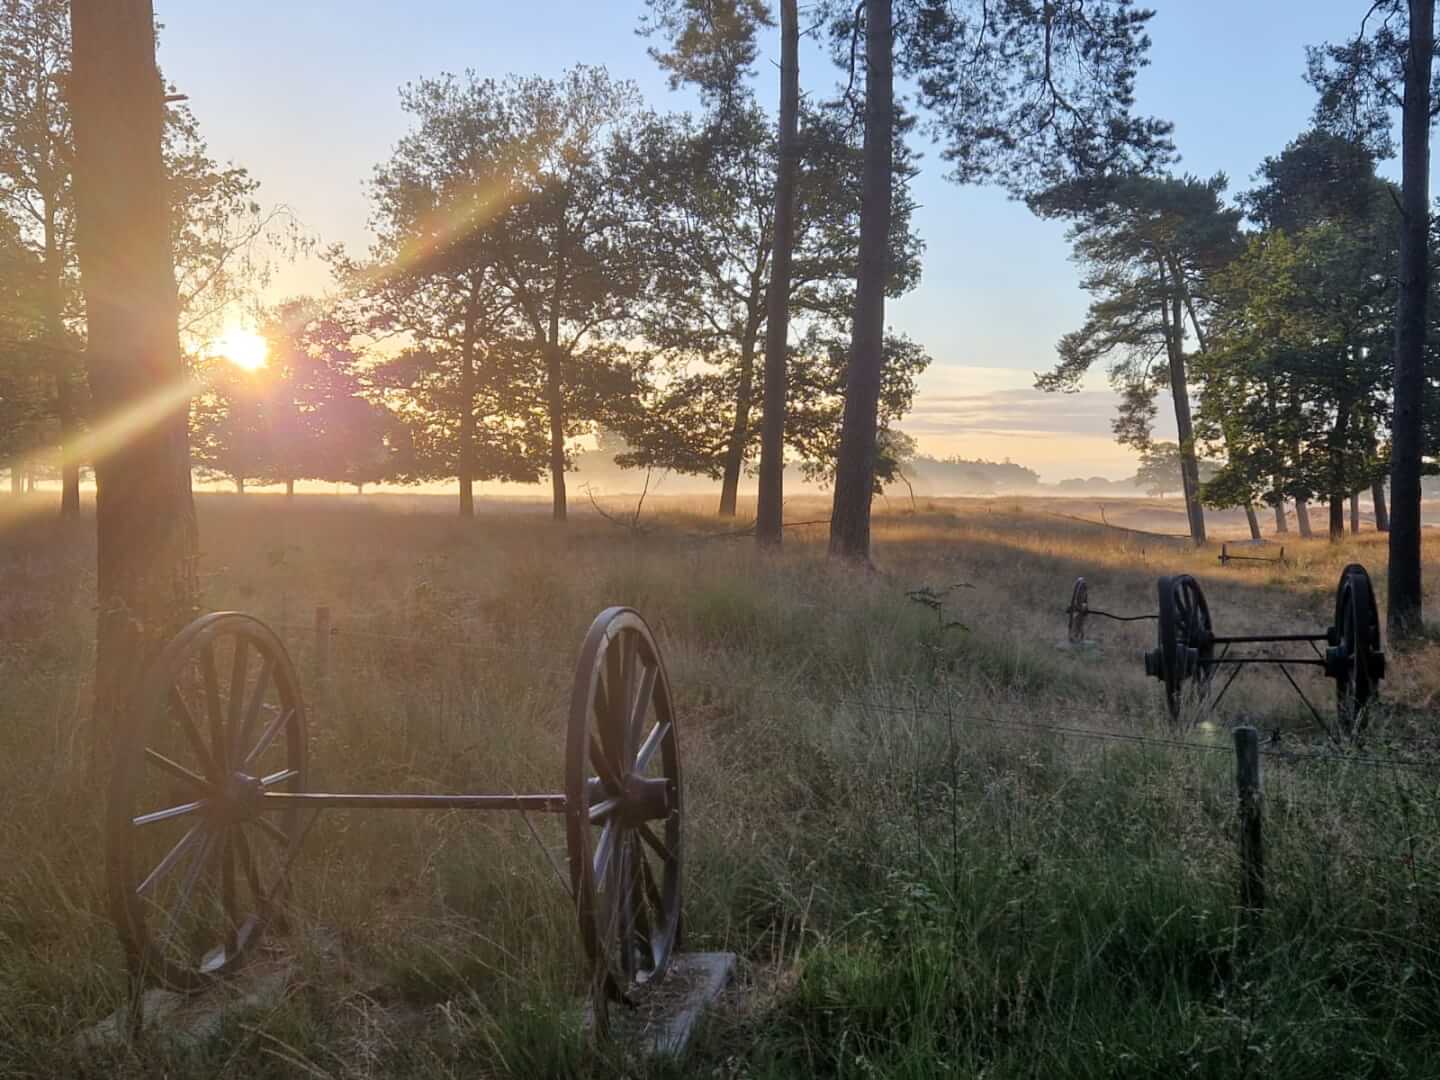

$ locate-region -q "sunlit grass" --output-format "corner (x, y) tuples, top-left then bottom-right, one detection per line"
(0, 493), (1436, 1077)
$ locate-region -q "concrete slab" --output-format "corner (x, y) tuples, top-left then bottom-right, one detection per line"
(587, 951), (737, 1059)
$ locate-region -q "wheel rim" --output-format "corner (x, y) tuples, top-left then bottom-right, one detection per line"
(1334, 565), (1379, 733)
(1156, 575), (1214, 723)
(108, 613), (308, 991)
(565, 608), (682, 1037)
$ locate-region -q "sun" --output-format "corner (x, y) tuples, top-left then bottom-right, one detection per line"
(208, 329), (269, 371)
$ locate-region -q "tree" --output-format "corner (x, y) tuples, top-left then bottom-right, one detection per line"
(1310, 0), (1436, 632)
(1134, 441), (1219, 498)
(355, 67), (650, 521)
(827, 0), (1173, 561)
(70, 0), (199, 754)
(0, 205), (50, 491)
(1034, 174), (1239, 544)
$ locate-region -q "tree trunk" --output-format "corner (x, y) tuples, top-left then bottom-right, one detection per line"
(285, 477), (295, 498)
(1350, 491), (1361, 534)
(458, 299), (477, 519)
(1328, 496), (1344, 541)
(718, 324), (760, 517)
(234, 476), (244, 495)
(1273, 497), (1288, 534)
(355, 483), (364, 495)
(1372, 480), (1389, 532)
(1244, 504), (1262, 540)
(1388, 0), (1433, 637)
(9, 470), (20, 496)
(828, 0), (892, 563)
(71, 0), (199, 765)
(1296, 498), (1313, 538)
(1160, 285), (1205, 545)
(546, 342), (567, 522)
(755, 0), (799, 548)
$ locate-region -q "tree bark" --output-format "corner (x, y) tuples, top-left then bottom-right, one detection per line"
(1244, 504), (1262, 540)
(458, 296), (477, 519)
(1387, 0), (1433, 637)
(755, 0), (799, 547)
(1329, 496), (1344, 541)
(46, 201), (81, 519)
(828, 0), (892, 563)
(71, 0), (199, 763)
(1372, 480), (1389, 532)
(1350, 491), (1361, 534)
(1296, 498), (1313, 538)
(1160, 284), (1206, 545)
(1273, 496), (1288, 534)
(546, 340), (567, 522)
(719, 321), (761, 517)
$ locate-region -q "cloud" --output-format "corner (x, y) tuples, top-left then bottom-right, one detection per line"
(901, 364), (1180, 480)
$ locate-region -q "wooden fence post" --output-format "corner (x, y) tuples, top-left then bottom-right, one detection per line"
(314, 605), (331, 708)
(1234, 725), (1265, 938)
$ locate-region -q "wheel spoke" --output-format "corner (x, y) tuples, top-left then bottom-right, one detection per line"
(589, 733), (622, 793)
(637, 822), (675, 864)
(134, 799), (206, 828)
(222, 829), (238, 961)
(158, 828), (218, 963)
(226, 637), (250, 764)
(627, 662), (658, 758)
(145, 748), (210, 793)
(248, 815), (291, 848)
(170, 686), (217, 784)
(633, 720), (670, 775)
(589, 796), (622, 823)
(136, 822), (205, 897)
(618, 634), (639, 761)
(233, 654), (274, 766)
(242, 706), (293, 770)
(258, 767), (300, 788)
(202, 642), (226, 773)
(233, 824), (265, 905)
(593, 819), (617, 883)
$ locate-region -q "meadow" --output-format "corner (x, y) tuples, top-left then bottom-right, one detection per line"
(1, 492), (1438, 1078)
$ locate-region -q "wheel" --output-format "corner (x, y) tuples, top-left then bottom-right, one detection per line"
(1067, 578), (1088, 644)
(1151, 575), (1215, 723)
(1330, 564), (1382, 733)
(108, 612), (308, 992)
(565, 608), (682, 1038)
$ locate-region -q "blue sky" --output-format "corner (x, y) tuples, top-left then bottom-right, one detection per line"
(157, 2), (1397, 481)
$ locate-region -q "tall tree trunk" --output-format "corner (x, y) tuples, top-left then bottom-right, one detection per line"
(1388, 0), (1433, 637)
(285, 477), (295, 498)
(458, 299), (477, 519)
(546, 340), (567, 522)
(755, 0), (799, 548)
(46, 213), (81, 518)
(71, 0), (199, 765)
(1244, 504), (1262, 540)
(1329, 496), (1345, 541)
(8, 470), (20, 496)
(1273, 494), (1289, 534)
(234, 476), (244, 495)
(829, 0), (892, 562)
(1372, 480), (1389, 532)
(1350, 491), (1361, 534)
(719, 323), (761, 517)
(1160, 285), (1205, 544)
(1296, 499), (1314, 537)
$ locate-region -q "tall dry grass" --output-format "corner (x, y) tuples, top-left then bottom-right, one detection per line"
(0, 492), (1437, 1078)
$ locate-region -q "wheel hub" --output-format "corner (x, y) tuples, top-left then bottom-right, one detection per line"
(214, 771), (266, 824)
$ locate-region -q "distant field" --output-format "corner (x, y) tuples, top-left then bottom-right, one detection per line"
(1, 493), (1438, 1078)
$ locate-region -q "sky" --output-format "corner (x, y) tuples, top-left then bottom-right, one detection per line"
(156, 2), (1397, 483)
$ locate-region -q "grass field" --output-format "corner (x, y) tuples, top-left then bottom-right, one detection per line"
(1, 492), (1438, 1078)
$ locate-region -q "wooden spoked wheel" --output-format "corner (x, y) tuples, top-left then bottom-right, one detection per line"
(1331, 564), (1383, 733)
(1154, 574), (1215, 723)
(108, 613), (308, 991)
(1067, 578), (1089, 644)
(565, 607), (682, 1038)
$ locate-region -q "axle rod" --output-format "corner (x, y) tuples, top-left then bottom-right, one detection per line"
(263, 791), (569, 813)
(1201, 656), (1327, 667)
(1209, 633), (1329, 645)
